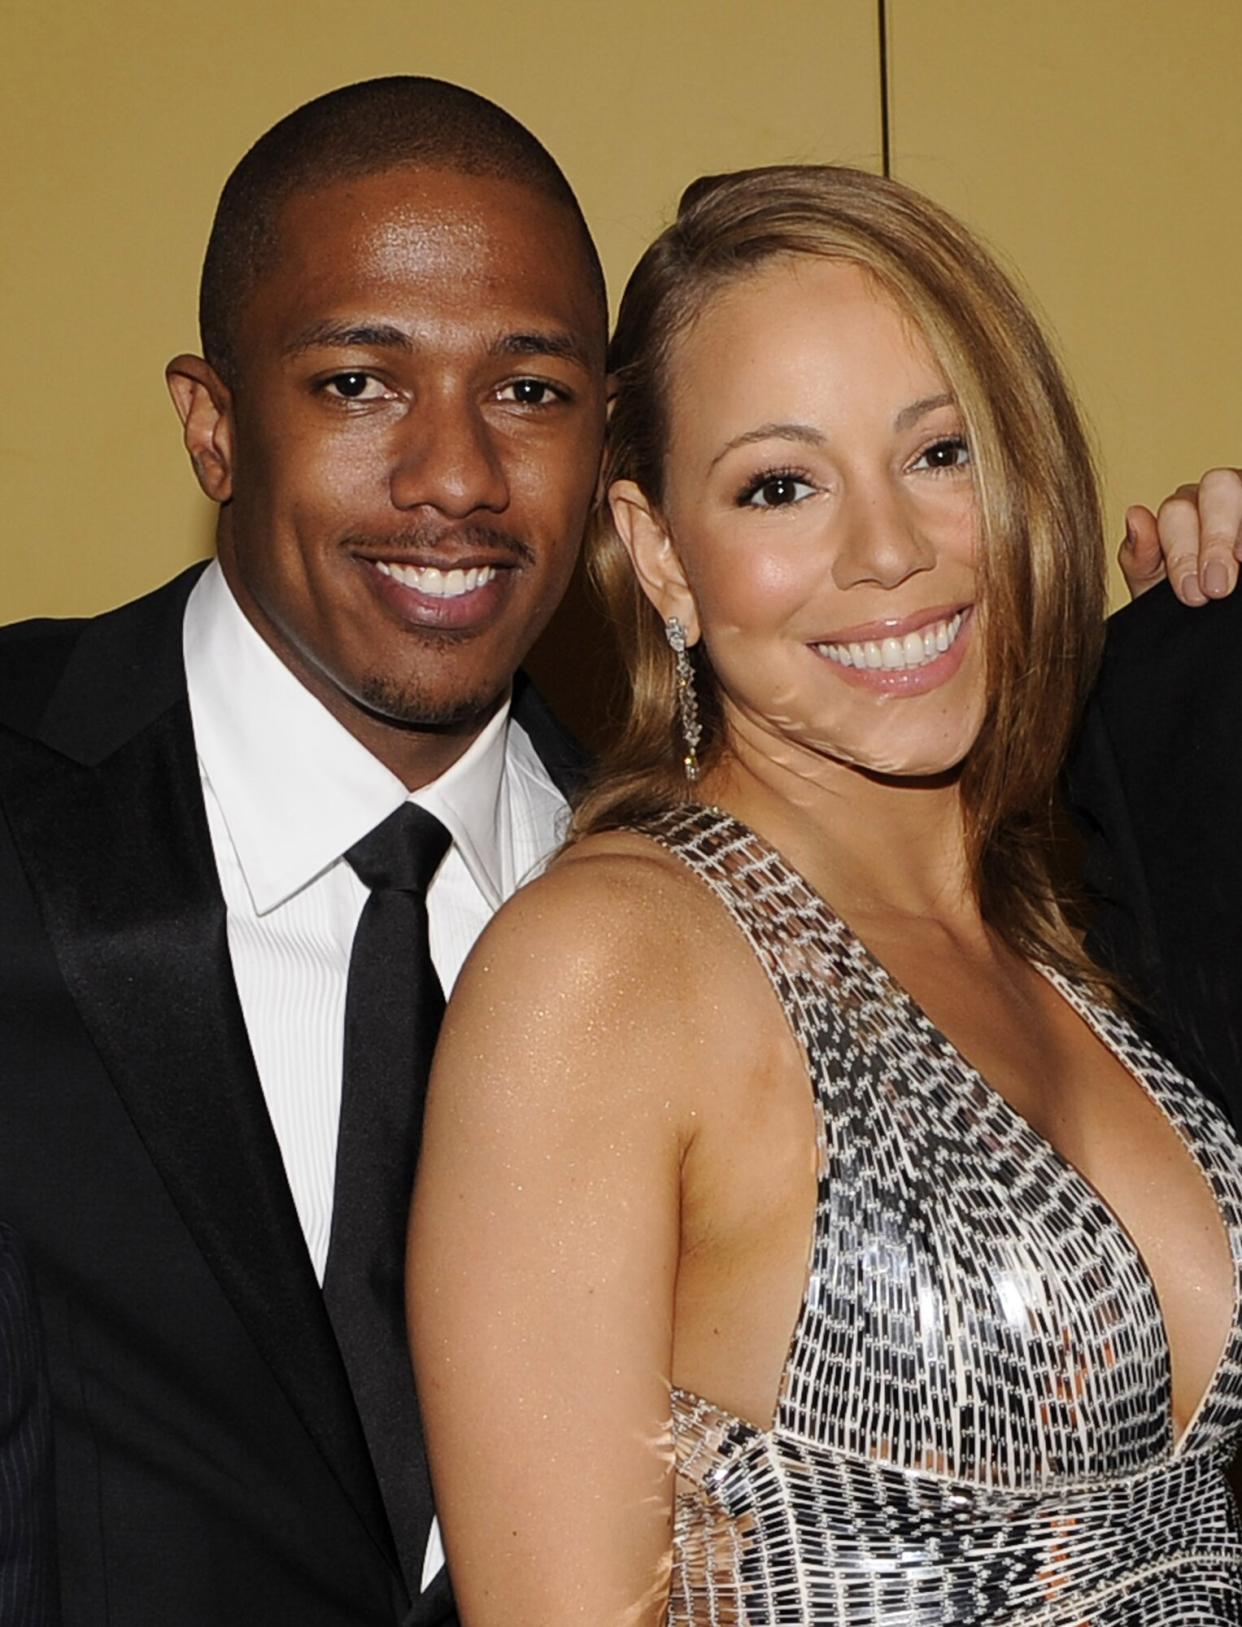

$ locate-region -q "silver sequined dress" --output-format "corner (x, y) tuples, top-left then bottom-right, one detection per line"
(641, 806), (1242, 1625)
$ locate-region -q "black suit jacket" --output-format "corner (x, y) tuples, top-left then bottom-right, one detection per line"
(0, 1223), (57, 1626)
(1067, 580), (1242, 1125)
(0, 567), (587, 1626)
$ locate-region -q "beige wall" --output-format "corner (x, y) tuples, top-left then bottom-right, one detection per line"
(889, 0), (1242, 604)
(2, 0), (1239, 638)
(0, 0), (879, 624)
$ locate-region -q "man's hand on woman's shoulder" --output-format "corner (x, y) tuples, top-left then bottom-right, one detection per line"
(1119, 466), (1242, 606)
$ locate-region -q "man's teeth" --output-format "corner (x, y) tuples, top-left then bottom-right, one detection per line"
(814, 611), (966, 671)
(374, 561), (498, 598)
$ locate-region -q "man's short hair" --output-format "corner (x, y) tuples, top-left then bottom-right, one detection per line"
(200, 75), (607, 381)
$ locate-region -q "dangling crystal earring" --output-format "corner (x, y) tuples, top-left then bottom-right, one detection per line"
(664, 616), (701, 783)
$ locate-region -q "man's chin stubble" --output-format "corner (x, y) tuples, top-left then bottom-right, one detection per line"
(356, 672), (508, 736)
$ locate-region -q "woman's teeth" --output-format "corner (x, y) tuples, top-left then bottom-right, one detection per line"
(814, 611), (966, 671)
(374, 561), (498, 598)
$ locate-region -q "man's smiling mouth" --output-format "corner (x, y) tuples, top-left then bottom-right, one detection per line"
(373, 561), (500, 600)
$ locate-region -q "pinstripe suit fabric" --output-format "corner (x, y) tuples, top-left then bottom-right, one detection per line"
(0, 1223), (56, 1625)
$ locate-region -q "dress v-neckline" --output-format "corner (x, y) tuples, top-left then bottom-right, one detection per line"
(696, 805), (1241, 1460)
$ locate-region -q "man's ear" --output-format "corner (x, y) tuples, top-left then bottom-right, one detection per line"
(608, 479), (700, 643)
(165, 355), (235, 504)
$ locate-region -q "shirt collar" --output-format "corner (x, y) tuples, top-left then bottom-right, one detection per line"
(183, 561), (512, 915)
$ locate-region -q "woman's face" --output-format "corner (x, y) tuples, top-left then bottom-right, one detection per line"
(622, 256), (985, 782)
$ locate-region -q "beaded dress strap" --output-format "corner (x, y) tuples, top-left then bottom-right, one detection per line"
(632, 802), (878, 1066)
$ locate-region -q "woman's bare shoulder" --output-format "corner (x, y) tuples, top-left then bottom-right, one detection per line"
(443, 825), (762, 1082)
(468, 828), (720, 980)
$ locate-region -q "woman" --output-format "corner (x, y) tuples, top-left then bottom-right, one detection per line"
(408, 165), (1242, 1623)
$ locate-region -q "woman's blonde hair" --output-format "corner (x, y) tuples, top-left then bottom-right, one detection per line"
(574, 164), (1106, 982)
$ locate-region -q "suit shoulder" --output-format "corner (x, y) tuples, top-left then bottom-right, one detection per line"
(0, 613), (89, 732)
(1100, 580), (1242, 689)
(0, 567), (203, 744)
(1078, 580), (1242, 798)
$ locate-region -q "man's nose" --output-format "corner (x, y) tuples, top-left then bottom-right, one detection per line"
(830, 483), (935, 591)
(388, 397), (510, 516)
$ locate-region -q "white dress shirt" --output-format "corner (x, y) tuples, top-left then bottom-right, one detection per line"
(183, 561), (569, 1589)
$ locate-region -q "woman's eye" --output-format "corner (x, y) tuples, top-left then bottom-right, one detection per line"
(742, 474), (815, 509)
(914, 436), (971, 472)
(497, 379), (563, 406)
(323, 372), (388, 401)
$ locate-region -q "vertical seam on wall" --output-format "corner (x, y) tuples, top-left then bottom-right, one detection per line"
(878, 0), (892, 177)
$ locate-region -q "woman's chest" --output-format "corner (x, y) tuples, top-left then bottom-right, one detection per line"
(783, 976), (1242, 1482)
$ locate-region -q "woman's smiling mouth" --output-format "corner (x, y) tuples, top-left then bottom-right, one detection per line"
(809, 605), (974, 694)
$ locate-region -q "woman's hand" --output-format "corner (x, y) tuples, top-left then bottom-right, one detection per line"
(407, 849), (695, 1627)
(1118, 466), (1242, 605)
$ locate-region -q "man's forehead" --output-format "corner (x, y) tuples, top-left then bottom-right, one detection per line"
(273, 165), (575, 266)
(258, 166), (603, 327)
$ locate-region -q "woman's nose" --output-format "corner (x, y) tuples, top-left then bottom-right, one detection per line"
(830, 483), (935, 591)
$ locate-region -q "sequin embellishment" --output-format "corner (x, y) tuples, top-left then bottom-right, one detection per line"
(640, 806), (1242, 1624)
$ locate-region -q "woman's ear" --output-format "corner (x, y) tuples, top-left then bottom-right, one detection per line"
(608, 480), (700, 642)
(165, 355), (235, 503)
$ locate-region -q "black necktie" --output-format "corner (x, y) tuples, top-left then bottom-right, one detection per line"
(323, 801), (451, 1596)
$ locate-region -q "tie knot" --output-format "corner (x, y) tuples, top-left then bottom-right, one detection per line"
(346, 803), (451, 895)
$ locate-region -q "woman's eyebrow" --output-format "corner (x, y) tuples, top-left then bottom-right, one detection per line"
(709, 422), (826, 472)
(893, 392), (955, 431)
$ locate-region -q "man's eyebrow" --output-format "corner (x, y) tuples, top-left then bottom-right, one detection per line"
(279, 323), (595, 370)
(893, 392), (955, 431)
(709, 422), (826, 472)
(282, 322), (413, 358)
(488, 330), (594, 370)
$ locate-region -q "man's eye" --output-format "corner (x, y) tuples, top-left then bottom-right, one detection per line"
(497, 379), (562, 406)
(323, 372), (387, 400)
(914, 436), (971, 472)
(741, 473), (815, 509)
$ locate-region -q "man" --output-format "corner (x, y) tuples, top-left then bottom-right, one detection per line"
(0, 77), (606, 1625)
(1069, 466), (1242, 1124)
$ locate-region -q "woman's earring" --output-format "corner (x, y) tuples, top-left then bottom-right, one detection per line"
(664, 617), (701, 783)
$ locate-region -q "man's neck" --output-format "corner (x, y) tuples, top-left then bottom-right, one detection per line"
(311, 686), (504, 791)
(217, 556), (502, 790)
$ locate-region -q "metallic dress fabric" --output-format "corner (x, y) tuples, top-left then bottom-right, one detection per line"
(641, 805), (1242, 1625)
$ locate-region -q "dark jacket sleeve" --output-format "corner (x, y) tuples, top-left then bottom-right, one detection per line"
(1067, 582), (1242, 1123)
(0, 1223), (58, 1626)
(1065, 695), (1167, 1016)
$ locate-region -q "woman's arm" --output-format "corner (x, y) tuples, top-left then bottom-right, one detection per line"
(408, 851), (695, 1626)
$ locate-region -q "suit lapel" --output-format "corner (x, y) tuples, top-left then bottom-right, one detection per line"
(0, 582), (397, 1574)
(511, 671), (592, 802)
